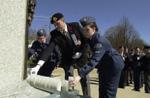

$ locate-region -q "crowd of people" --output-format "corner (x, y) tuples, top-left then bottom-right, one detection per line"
(28, 12), (150, 98)
(118, 46), (150, 93)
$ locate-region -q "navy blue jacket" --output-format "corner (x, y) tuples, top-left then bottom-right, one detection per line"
(140, 52), (150, 71)
(79, 32), (125, 78)
(28, 40), (48, 60)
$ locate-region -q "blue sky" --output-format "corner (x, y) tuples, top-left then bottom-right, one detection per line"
(31, 0), (150, 44)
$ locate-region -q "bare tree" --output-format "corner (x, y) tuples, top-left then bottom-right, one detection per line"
(105, 16), (144, 49)
(28, 28), (36, 44)
(27, 0), (36, 26)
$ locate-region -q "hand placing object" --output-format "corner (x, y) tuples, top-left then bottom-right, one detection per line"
(30, 65), (41, 75)
(68, 76), (81, 87)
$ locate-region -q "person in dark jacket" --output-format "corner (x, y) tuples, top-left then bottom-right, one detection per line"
(69, 16), (125, 98)
(30, 13), (91, 97)
(118, 46), (126, 88)
(132, 47), (142, 91)
(140, 45), (150, 93)
(28, 29), (59, 76)
(124, 48), (134, 85)
(28, 29), (48, 67)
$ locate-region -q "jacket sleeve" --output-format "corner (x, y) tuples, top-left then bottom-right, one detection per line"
(30, 41), (37, 50)
(79, 42), (106, 78)
(28, 41), (37, 58)
(39, 30), (57, 61)
(48, 30), (57, 43)
(39, 42), (55, 61)
(73, 22), (84, 41)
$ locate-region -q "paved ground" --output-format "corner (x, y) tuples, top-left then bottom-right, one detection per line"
(1, 67), (149, 98)
(52, 68), (150, 98)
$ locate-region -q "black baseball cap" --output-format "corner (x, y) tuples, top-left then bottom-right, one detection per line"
(50, 12), (64, 24)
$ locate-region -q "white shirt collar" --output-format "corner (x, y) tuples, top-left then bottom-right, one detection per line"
(64, 23), (68, 32)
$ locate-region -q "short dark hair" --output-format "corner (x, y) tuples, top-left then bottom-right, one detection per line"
(86, 22), (99, 32)
(118, 46), (124, 49)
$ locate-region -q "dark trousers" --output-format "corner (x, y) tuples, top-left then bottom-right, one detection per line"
(78, 69), (91, 97)
(133, 66), (141, 91)
(98, 60), (123, 98)
(125, 68), (133, 84)
(63, 64), (74, 80)
(119, 70), (125, 88)
(144, 70), (150, 93)
(63, 65), (91, 97)
(99, 70), (121, 98)
(37, 60), (56, 77)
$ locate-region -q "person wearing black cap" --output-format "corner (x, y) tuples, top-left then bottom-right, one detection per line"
(28, 29), (48, 61)
(140, 45), (150, 93)
(28, 29), (48, 67)
(28, 29), (60, 76)
(69, 16), (125, 98)
(30, 13), (91, 97)
(132, 47), (143, 91)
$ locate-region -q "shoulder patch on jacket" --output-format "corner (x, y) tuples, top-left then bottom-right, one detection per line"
(94, 43), (103, 53)
(94, 43), (102, 49)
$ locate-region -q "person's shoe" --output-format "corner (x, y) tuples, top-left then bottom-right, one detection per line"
(126, 83), (129, 86)
(119, 86), (125, 89)
(132, 88), (140, 92)
(145, 91), (150, 93)
(130, 81), (133, 84)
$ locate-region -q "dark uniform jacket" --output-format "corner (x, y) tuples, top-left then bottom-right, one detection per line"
(140, 53), (150, 72)
(124, 53), (134, 70)
(40, 22), (88, 66)
(79, 32), (125, 78)
(132, 53), (142, 68)
(28, 40), (48, 60)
